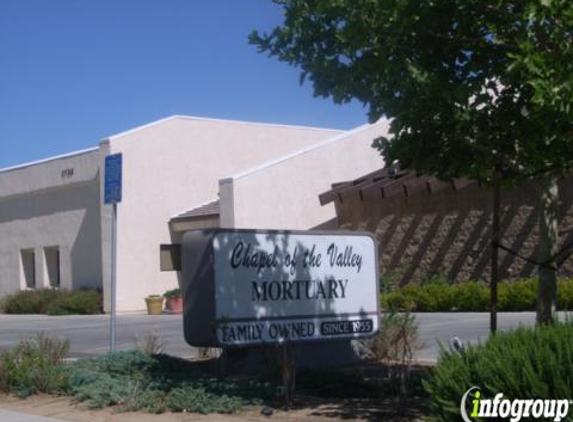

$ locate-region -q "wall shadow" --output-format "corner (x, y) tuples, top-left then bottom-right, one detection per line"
(337, 177), (573, 285)
(0, 175), (102, 291)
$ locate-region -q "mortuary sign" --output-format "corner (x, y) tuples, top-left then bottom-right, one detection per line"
(181, 229), (379, 347)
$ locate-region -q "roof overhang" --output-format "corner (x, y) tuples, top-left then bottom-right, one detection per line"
(170, 199), (220, 232)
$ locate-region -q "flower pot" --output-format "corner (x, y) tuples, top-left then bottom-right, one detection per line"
(145, 296), (163, 315)
(165, 296), (183, 314)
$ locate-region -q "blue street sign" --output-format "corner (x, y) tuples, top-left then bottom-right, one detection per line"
(104, 154), (122, 204)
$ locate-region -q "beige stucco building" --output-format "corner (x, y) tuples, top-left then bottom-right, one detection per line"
(0, 115), (388, 312)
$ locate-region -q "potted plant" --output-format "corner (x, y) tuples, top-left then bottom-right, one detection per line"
(163, 288), (183, 314)
(145, 295), (164, 315)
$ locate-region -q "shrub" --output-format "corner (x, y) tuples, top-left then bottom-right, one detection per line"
(163, 288), (181, 299)
(65, 350), (277, 413)
(133, 389), (168, 414)
(382, 279), (573, 312)
(1, 289), (102, 315)
(382, 281), (488, 312)
(46, 290), (102, 315)
(355, 311), (422, 416)
(498, 278), (537, 311)
(417, 280), (455, 312)
(557, 279), (573, 311)
(423, 322), (573, 422)
(382, 284), (420, 311)
(1, 343), (276, 414)
(452, 282), (489, 312)
(134, 330), (165, 355)
(2, 289), (60, 314)
(0, 334), (70, 397)
(357, 312), (421, 363)
(379, 266), (407, 294)
(69, 372), (139, 408)
(167, 386), (245, 414)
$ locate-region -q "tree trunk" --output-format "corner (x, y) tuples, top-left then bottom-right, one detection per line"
(490, 167), (501, 333)
(537, 173), (560, 325)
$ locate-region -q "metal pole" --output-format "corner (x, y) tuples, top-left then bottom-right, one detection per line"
(110, 202), (117, 352)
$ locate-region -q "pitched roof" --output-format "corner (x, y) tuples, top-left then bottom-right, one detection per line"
(220, 118), (389, 183)
(319, 168), (476, 205)
(171, 199), (220, 221)
(0, 147), (99, 174)
(103, 115), (342, 142)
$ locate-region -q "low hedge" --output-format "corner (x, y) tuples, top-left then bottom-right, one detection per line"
(424, 322), (573, 422)
(0, 337), (278, 414)
(65, 350), (277, 413)
(1, 289), (102, 315)
(382, 278), (573, 312)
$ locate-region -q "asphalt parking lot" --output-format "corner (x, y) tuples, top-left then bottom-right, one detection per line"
(0, 311), (560, 362)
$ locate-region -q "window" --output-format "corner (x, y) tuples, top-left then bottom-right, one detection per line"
(160, 244), (181, 271)
(44, 247), (60, 288)
(20, 249), (36, 289)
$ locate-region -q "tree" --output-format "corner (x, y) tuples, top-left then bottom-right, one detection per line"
(250, 0), (573, 324)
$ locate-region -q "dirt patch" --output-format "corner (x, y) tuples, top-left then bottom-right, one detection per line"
(0, 393), (426, 422)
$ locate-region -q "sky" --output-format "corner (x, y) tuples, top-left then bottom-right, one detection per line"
(0, 0), (369, 169)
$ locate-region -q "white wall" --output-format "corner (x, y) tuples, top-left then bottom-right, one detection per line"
(0, 148), (98, 197)
(105, 116), (341, 311)
(1, 115), (380, 312)
(221, 120), (389, 230)
(0, 150), (102, 296)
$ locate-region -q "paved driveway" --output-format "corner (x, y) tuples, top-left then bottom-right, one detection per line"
(0, 314), (193, 358)
(0, 312), (564, 361)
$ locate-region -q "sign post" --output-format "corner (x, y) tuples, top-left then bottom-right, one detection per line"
(104, 153), (122, 352)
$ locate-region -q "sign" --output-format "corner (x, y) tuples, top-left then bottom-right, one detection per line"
(103, 153), (122, 352)
(209, 230), (379, 346)
(104, 154), (122, 204)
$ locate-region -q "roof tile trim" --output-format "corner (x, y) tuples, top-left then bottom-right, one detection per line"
(0, 147), (99, 174)
(171, 198), (220, 220)
(103, 115), (342, 142)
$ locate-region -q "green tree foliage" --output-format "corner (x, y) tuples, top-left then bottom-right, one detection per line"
(250, 0), (573, 323)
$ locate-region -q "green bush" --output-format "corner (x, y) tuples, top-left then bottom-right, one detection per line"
(163, 288), (181, 299)
(382, 284), (419, 310)
(167, 386), (246, 414)
(382, 278), (573, 312)
(65, 350), (277, 413)
(558, 279), (573, 310)
(418, 280), (455, 312)
(46, 290), (102, 315)
(0, 342), (276, 414)
(423, 322), (573, 422)
(133, 389), (168, 414)
(1, 289), (102, 315)
(498, 278), (537, 311)
(1, 289), (60, 314)
(0, 334), (70, 397)
(452, 282), (489, 312)
(381, 281), (478, 312)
